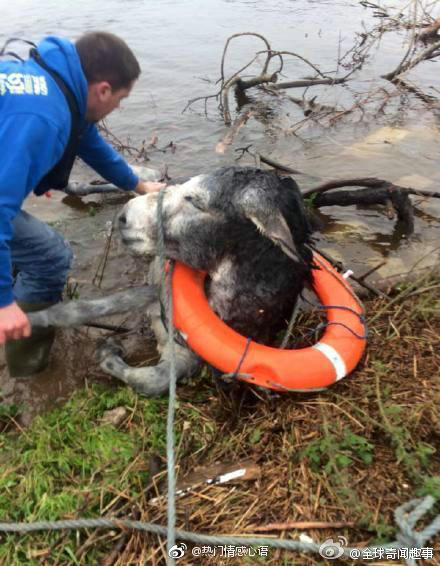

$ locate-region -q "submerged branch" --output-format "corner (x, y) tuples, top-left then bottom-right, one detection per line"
(304, 177), (439, 237)
(216, 110), (253, 154)
(382, 38), (440, 81)
(234, 145), (303, 174)
(303, 178), (440, 199)
(313, 187), (415, 232)
(270, 77), (347, 90)
(185, 31), (353, 125)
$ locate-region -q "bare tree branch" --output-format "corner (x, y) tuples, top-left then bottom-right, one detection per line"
(216, 111), (253, 154)
(382, 38), (440, 80)
(219, 33), (272, 91)
(303, 178), (440, 198)
(270, 77), (347, 90)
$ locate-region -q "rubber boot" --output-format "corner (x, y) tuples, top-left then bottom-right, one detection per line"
(5, 301), (57, 378)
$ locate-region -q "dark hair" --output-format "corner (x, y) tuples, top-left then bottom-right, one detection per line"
(75, 32), (141, 90)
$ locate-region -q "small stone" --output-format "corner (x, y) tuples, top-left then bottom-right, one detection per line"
(101, 407), (128, 426)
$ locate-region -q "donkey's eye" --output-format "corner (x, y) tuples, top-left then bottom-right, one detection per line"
(184, 195), (204, 211)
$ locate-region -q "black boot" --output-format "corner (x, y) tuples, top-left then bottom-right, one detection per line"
(5, 301), (56, 378)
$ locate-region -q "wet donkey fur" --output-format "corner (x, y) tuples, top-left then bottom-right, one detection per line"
(98, 166), (314, 395)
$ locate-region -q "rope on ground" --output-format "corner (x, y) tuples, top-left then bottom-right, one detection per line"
(0, 496), (438, 563)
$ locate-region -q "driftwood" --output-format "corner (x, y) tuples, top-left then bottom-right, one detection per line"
(418, 18), (440, 42)
(216, 110), (253, 154)
(302, 177), (440, 236)
(390, 79), (437, 104)
(302, 178), (440, 199)
(269, 77), (347, 90)
(315, 187), (413, 225)
(183, 10), (440, 145)
(184, 32), (354, 126)
(382, 38), (440, 81)
(181, 0), (440, 154)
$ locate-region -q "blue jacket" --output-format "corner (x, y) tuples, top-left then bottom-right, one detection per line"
(0, 36), (139, 307)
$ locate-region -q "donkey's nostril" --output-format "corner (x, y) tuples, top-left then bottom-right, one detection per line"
(118, 212), (127, 225)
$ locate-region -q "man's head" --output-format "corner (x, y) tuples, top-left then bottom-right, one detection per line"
(75, 31), (141, 122)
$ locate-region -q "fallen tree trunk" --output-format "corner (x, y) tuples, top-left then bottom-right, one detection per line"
(313, 187), (414, 232)
(302, 177), (440, 199)
(302, 177), (440, 235)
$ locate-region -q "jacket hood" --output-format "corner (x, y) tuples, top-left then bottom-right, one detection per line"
(36, 36), (88, 117)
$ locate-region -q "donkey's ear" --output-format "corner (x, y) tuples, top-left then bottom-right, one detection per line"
(247, 212), (304, 263)
(236, 187), (304, 264)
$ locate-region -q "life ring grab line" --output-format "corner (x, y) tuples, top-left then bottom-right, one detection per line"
(312, 251), (365, 313)
(171, 252), (367, 392)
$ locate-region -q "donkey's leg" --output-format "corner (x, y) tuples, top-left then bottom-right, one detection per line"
(28, 286), (158, 328)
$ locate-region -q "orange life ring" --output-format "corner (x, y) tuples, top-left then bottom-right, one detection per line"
(172, 252), (367, 392)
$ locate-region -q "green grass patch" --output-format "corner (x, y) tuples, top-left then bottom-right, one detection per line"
(0, 384), (170, 565)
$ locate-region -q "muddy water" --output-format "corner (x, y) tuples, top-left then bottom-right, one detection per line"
(1, 0), (439, 421)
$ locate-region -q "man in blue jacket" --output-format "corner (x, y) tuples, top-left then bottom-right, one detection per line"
(0, 32), (164, 376)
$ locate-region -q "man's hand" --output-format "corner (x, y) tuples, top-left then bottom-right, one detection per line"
(0, 302), (31, 344)
(135, 180), (166, 195)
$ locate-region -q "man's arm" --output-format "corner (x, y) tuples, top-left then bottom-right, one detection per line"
(0, 114), (62, 342)
(77, 124), (164, 193)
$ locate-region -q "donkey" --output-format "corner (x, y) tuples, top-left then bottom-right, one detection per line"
(30, 166), (314, 396)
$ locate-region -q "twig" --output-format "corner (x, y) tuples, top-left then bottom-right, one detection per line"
(310, 246), (389, 299)
(93, 210), (118, 288)
(382, 37), (440, 80)
(270, 77), (347, 90)
(233, 145), (303, 174)
(98, 534), (129, 566)
(216, 110), (253, 154)
(219, 33), (273, 124)
(220, 33), (272, 91)
(244, 520), (355, 532)
(389, 78), (437, 104)
(184, 31), (355, 124)
(357, 261), (387, 282)
(257, 154), (303, 174)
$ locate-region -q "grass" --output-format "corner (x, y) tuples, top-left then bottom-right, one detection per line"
(0, 277), (439, 565)
(300, 424), (375, 472)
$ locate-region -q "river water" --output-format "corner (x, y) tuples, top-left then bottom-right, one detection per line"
(1, 0), (439, 419)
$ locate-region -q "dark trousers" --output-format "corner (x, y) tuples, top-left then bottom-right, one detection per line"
(11, 210), (73, 304)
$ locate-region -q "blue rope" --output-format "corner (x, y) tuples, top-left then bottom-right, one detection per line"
(293, 302), (369, 342)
